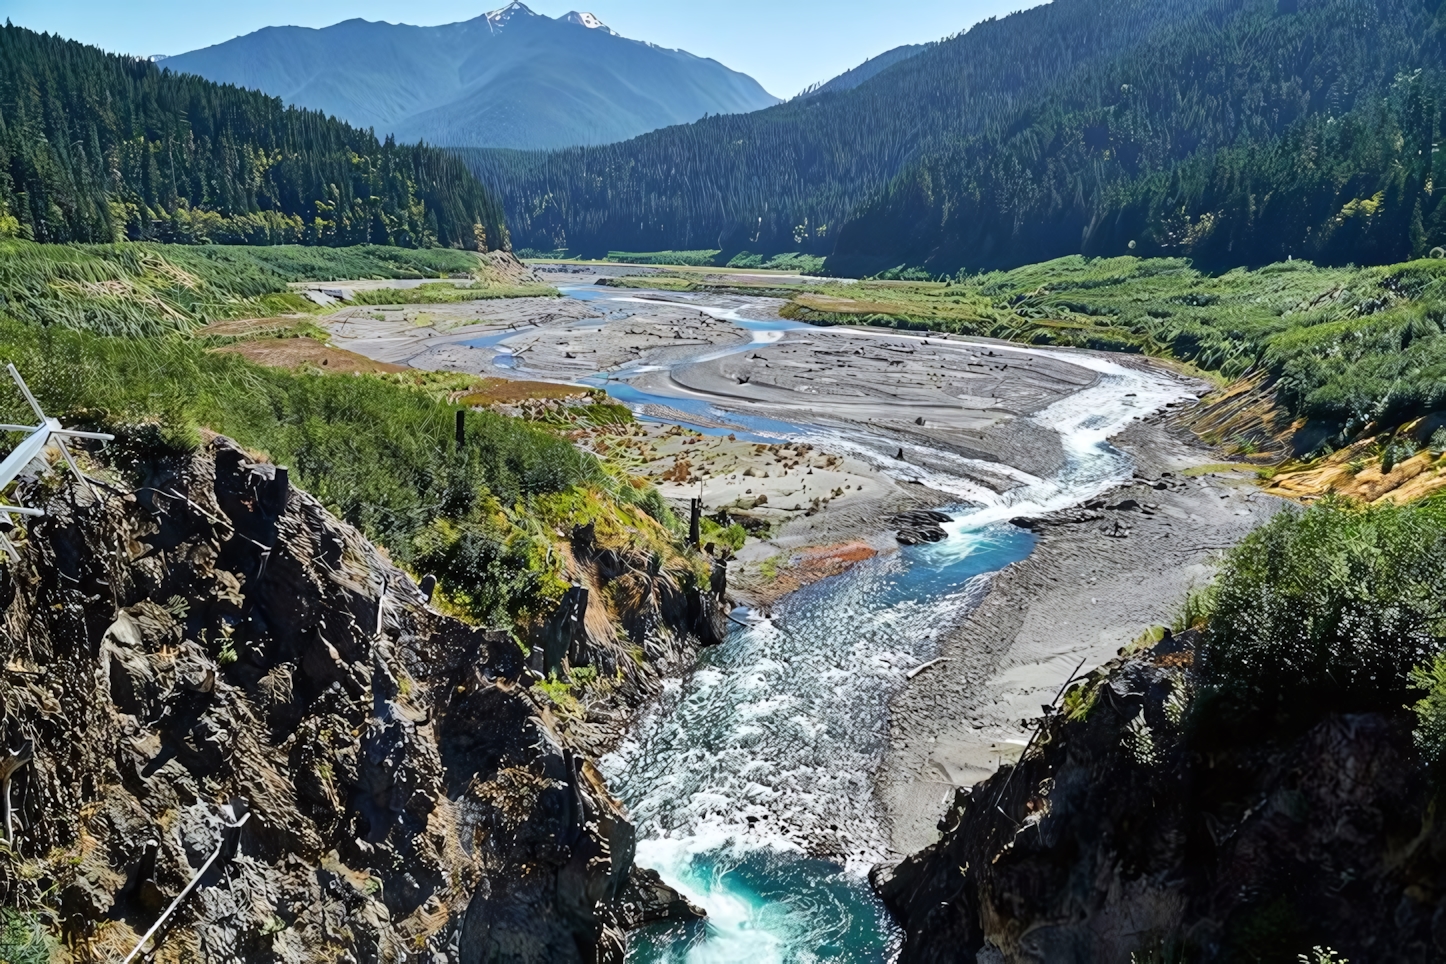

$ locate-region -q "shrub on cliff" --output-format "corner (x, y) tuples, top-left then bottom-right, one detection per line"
(1196, 496), (1446, 737)
(0, 315), (669, 630)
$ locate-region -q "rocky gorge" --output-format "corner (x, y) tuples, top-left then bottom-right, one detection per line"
(0, 433), (723, 962)
(875, 629), (1446, 963)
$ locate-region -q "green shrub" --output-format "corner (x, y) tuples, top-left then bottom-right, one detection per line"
(0, 911), (55, 964)
(761, 253), (827, 275)
(411, 517), (563, 625)
(605, 250), (721, 267)
(1196, 497), (1446, 733)
(0, 316), (616, 626)
(699, 517), (747, 551)
(1410, 654), (1446, 769)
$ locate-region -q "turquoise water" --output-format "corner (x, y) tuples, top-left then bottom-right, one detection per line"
(560, 283), (1193, 962)
(603, 521), (1036, 963)
(583, 377), (807, 441)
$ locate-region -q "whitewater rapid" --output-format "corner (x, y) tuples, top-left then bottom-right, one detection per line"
(573, 288), (1196, 962)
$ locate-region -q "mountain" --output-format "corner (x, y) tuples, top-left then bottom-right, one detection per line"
(463, 0), (1219, 258)
(468, 0), (1446, 275)
(828, 0), (1446, 274)
(795, 43), (926, 100)
(161, 2), (780, 151)
(0, 23), (504, 249)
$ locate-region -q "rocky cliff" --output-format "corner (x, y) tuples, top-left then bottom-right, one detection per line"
(875, 632), (1446, 963)
(0, 433), (708, 962)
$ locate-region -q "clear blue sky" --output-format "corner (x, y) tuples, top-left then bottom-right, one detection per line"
(3, 0), (1041, 98)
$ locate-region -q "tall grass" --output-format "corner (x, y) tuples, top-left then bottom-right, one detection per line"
(0, 240), (491, 336)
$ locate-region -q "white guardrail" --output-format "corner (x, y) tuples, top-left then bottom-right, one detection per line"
(0, 363), (114, 560)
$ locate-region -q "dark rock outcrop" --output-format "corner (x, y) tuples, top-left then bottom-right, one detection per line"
(0, 435), (698, 962)
(876, 633), (1446, 963)
(890, 510), (953, 546)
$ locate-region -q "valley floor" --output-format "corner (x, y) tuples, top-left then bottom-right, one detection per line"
(304, 280), (1281, 862)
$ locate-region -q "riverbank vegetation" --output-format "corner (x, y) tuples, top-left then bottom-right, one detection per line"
(343, 279), (558, 305)
(3, 317), (683, 626)
(0, 240), (551, 334)
(1191, 497), (1446, 751)
(766, 256), (1446, 464)
(0, 240), (690, 635)
(0, 23), (505, 250)
(518, 249), (826, 273)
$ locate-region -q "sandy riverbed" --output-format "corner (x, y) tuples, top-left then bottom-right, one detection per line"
(877, 418), (1285, 855)
(633, 324), (1102, 482)
(313, 286), (1278, 861)
(322, 296), (762, 379)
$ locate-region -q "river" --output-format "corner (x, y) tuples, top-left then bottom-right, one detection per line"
(552, 285), (1192, 962)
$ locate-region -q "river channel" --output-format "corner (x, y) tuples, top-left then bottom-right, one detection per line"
(548, 285), (1191, 962)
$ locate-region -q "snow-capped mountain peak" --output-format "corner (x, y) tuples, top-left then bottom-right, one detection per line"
(562, 11), (614, 33)
(486, 2), (538, 28)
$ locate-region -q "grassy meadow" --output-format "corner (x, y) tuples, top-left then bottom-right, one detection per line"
(0, 240), (549, 335)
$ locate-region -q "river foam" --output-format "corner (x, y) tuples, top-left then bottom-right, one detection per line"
(572, 286), (1197, 962)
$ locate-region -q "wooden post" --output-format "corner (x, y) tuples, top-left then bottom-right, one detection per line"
(689, 498), (701, 546)
(455, 410), (466, 451)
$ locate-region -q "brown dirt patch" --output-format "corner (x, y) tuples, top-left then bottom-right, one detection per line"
(196, 316), (311, 338)
(456, 378), (594, 406)
(1265, 449), (1446, 504)
(213, 336), (406, 374)
(744, 541), (880, 604)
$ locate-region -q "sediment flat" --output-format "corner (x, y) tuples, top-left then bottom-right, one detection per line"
(639, 325), (1097, 480)
(323, 295), (752, 379)
(320, 288), (1282, 859)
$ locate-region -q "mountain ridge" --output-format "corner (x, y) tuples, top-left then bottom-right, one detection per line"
(0, 22), (503, 249)
(469, 0), (1446, 275)
(161, 3), (779, 151)
(795, 43), (927, 100)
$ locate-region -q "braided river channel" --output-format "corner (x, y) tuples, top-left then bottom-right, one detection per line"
(554, 286), (1192, 962)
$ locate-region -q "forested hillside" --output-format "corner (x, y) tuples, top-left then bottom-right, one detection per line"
(0, 23), (506, 249)
(463, 0), (1198, 258)
(832, 0), (1446, 274)
(472, 0), (1446, 275)
(794, 43), (926, 101)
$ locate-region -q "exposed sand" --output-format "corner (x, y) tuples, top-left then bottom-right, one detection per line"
(635, 326), (1100, 481)
(877, 419), (1286, 855)
(315, 286), (1282, 862)
(321, 297), (603, 367)
(568, 416), (947, 603)
(321, 297), (758, 380)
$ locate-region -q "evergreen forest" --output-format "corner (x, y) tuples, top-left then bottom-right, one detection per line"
(0, 23), (507, 251)
(470, 0), (1446, 276)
